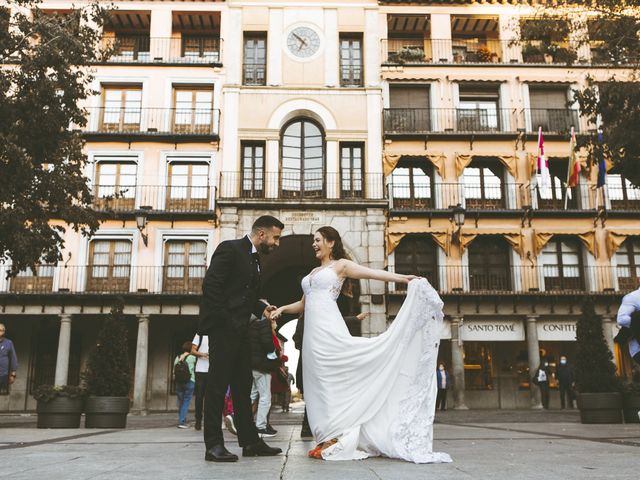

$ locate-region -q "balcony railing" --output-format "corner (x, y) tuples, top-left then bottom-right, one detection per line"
(243, 63), (267, 86)
(383, 108), (520, 134)
(527, 108), (579, 134)
(4, 266), (207, 295)
(388, 182), (529, 211)
(81, 107), (220, 136)
(386, 265), (633, 295)
(383, 108), (581, 135)
(91, 185), (214, 212)
(607, 185), (640, 211)
(219, 172), (385, 200)
(101, 36), (222, 64)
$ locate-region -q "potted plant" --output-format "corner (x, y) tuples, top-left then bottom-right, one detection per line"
(522, 43), (545, 63)
(33, 384), (86, 428)
(83, 302), (131, 428)
(395, 46), (425, 64)
(574, 299), (623, 423)
(476, 46), (494, 63)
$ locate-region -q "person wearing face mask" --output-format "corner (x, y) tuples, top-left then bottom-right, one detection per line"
(532, 361), (551, 409)
(436, 363), (450, 411)
(556, 355), (575, 409)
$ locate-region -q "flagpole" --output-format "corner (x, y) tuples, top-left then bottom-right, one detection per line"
(564, 126), (575, 210)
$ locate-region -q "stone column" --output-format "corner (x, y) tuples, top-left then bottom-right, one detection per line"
(54, 314), (73, 386)
(450, 316), (468, 409)
(602, 315), (616, 365)
(526, 315), (542, 408)
(132, 314), (150, 414)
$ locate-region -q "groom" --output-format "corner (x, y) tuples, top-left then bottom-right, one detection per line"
(199, 215), (284, 462)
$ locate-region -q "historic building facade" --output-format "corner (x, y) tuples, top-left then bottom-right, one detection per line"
(379, 1), (638, 408)
(1, 0), (638, 412)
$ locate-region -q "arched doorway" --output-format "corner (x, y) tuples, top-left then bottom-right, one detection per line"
(260, 234), (361, 330)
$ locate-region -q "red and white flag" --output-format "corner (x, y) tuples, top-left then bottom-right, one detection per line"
(537, 127), (551, 191)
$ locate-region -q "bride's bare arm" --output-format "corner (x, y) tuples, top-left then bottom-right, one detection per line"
(336, 259), (418, 284)
(272, 296), (305, 319)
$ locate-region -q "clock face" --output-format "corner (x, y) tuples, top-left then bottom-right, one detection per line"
(287, 26), (321, 59)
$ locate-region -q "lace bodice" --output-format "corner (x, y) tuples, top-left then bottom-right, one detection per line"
(301, 264), (345, 301)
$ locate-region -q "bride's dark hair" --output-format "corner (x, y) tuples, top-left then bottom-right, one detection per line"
(316, 226), (353, 297)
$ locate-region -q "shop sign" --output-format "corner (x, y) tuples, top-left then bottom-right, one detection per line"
(282, 211), (321, 224)
(462, 320), (524, 341)
(537, 321), (577, 341)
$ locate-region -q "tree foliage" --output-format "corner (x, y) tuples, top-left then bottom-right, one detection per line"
(574, 299), (620, 394)
(0, 0), (111, 277)
(84, 301), (131, 397)
(522, 1), (640, 187)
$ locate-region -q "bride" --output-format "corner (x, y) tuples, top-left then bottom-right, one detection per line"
(272, 226), (452, 464)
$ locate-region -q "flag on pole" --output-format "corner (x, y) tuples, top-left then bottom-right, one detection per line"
(537, 127), (551, 190)
(597, 131), (606, 188)
(567, 127), (581, 187)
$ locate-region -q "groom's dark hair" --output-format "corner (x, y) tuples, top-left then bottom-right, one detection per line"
(252, 215), (284, 232)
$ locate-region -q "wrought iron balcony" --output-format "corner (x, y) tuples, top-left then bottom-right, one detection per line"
(100, 36), (222, 65)
(383, 108), (521, 135)
(219, 172), (385, 201)
(91, 185), (214, 212)
(80, 107), (220, 137)
(385, 265), (632, 295)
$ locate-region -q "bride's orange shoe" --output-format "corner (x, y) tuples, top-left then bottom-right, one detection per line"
(308, 439), (338, 459)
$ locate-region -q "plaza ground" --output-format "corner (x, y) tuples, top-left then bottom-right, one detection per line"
(1, 403), (638, 480)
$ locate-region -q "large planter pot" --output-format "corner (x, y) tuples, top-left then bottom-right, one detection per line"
(622, 393), (640, 424)
(576, 392), (623, 424)
(85, 396), (129, 428)
(36, 397), (84, 428)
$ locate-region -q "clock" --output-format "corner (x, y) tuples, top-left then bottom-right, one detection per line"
(286, 26), (321, 59)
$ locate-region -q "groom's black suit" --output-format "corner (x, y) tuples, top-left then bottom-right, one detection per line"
(199, 236), (269, 450)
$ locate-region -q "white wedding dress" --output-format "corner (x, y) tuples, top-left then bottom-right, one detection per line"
(301, 264), (452, 464)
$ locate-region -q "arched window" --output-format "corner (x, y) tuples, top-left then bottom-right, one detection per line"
(280, 118), (325, 198)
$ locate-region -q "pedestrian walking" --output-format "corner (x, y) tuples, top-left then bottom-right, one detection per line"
(0, 323), (18, 395)
(436, 362), (450, 411)
(174, 341), (196, 428)
(248, 314), (279, 438)
(191, 333), (209, 431)
(556, 355), (575, 409)
(532, 361), (551, 409)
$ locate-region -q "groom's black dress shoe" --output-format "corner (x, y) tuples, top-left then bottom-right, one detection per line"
(205, 444), (238, 462)
(242, 438), (282, 457)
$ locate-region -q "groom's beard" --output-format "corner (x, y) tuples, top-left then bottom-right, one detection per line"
(259, 243), (276, 254)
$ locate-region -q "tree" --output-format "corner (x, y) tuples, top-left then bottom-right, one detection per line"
(518, 1), (640, 187)
(84, 301), (131, 397)
(574, 299), (620, 393)
(0, 0), (111, 277)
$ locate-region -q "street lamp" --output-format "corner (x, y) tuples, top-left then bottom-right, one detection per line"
(135, 206), (152, 247)
(450, 203), (466, 244)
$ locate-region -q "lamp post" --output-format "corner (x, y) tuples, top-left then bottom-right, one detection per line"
(451, 203), (466, 244)
(135, 206), (152, 247)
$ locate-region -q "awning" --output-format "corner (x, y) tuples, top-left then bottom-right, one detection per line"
(459, 229), (524, 256)
(456, 153), (518, 178)
(533, 229), (597, 258)
(387, 226), (450, 255)
(605, 228), (640, 258)
(384, 152), (446, 178)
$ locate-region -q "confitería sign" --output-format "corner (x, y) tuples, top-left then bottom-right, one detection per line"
(537, 321), (577, 341)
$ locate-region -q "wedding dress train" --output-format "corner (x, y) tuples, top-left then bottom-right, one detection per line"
(301, 265), (452, 463)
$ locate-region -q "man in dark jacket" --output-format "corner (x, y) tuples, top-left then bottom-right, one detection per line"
(248, 315), (278, 437)
(556, 355), (575, 409)
(199, 215), (283, 462)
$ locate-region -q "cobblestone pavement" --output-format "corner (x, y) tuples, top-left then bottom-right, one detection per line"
(1, 403), (638, 480)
